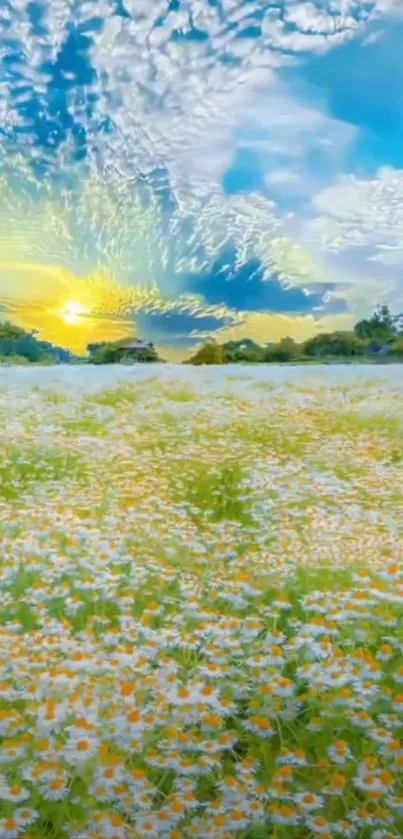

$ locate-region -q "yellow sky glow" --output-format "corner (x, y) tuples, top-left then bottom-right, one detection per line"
(0, 267), (358, 360)
(61, 301), (89, 326)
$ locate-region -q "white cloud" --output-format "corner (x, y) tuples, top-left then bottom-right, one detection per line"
(2, 0), (402, 316)
(309, 168), (403, 255)
(262, 2), (373, 54)
(0, 0), (380, 206)
(292, 167), (403, 316)
(238, 85), (357, 169)
(266, 170), (301, 185)
(284, 3), (357, 35)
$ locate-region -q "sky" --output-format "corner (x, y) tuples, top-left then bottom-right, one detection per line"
(0, 0), (403, 359)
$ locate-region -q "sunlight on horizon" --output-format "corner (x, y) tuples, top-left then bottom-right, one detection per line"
(61, 301), (89, 326)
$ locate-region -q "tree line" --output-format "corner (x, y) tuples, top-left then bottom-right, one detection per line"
(184, 305), (403, 365)
(0, 321), (74, 364)
(0, 304), (402, 365)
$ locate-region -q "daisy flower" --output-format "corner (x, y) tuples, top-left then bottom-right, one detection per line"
(294, 791), (324, 811)
(0, 817), (22, 838)
(63, 735), (99, 764)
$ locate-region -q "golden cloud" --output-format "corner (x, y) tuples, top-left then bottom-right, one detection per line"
(214, 311), (356, 347)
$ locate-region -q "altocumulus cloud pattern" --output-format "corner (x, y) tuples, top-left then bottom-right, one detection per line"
(0, 0), (402, 356)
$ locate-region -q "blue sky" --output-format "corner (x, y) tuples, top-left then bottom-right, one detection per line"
(0, 0), (402, 357)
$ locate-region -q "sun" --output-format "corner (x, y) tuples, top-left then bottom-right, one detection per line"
(61, 301), (88, 326)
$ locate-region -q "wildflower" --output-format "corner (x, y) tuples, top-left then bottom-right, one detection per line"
(371, 833), (399, 839)
(134, 815), (160, 837)
(351, 709), (374, 728)
(2, 784), (31, 803)
(0, 739), (29, 763)
(392, 694), (403, 712)
(370, 727), (394, 744)
(41, 777), (69, 800)
(334, 819), (356, 837)
(294, 791), (324, 810)
(14, 810), (39, 828)
(349, 807), (375, 827)
(0, 817), (21, 838)
(306, 815), (336, 835)
(327, 740), (353, 764)
(226, 809), (249, 830)
(273, 677), (295, 697)
(325, 773), (349, 796)
(244, 715), (275, 737)
(63, 736), (99, 763)
(354, 773), (393, 795)
(277, 748), (308, 766)
(269, 804), (299, 825)
(248, 799), (264, 820)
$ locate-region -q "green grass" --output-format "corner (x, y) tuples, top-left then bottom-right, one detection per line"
(167, 457), (256, 528)
(0, 442), (89, 500)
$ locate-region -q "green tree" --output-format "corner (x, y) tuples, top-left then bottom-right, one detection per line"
(0, 320), (73, 363)
(265, 337), (301, 362)
(389, 337), (403, 357)
(354, 305), (397, 344)
(0, 321), (29, 341)
(186, 340), (225, 365)
(119, 346), (159, 363)
(302, 331), (367, 358)
(263, 337), (302, 362)
(392, 312), (403, 335)
(222, 339), (265, 363)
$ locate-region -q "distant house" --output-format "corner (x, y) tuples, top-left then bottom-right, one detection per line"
(122, 340), (154, 352)
(369, 343), (391, 356)
(117, 340), (158, 361)
(87, 337), (160, 364)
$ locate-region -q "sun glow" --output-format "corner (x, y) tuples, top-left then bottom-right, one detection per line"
(62, 301), (88, 325)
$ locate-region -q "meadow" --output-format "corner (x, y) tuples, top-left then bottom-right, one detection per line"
(0, 364), (402, 839)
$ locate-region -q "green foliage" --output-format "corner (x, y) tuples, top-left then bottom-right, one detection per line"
(302, 330), (368, 358)
(0, 354), (30, 365)
(0, 320), (73, 363)
(0, 443), (88, 500)
(354, 304), (399, 344)
(264, 337), (302, 362)
(168, 458), (255, 527)
(389, 336), (403, 356)
(222, 339), (265, 363)
(162, 386), (198, 402)
(186, 306), (403, 365)
(0, 321), (29, 340)
(84, 385), (143, 408)
(185, 340), (225, 365)
(2, 303), (403, 368)
(35, 355), (58, 366)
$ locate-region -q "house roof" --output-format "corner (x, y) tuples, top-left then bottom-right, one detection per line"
(370, 344), (391, 354)
(123, 341), (150, 349)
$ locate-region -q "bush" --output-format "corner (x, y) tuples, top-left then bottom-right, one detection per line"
(0, 321), (73, 363)
(263, 338), (301, 363)
(186, 341), (225, 365)
(302, 331), (367, 358)
(0, 354), (30, 366)
(222, 340), (265, 363)
(389, 337), (403, 357)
